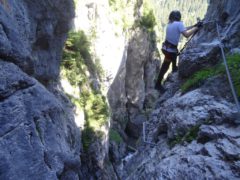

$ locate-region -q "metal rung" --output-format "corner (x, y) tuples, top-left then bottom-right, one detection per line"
(143, 122), (157, 146)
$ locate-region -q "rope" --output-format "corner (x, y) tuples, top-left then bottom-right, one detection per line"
(216, 22), (240, 113)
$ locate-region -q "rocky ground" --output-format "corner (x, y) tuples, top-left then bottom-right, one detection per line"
(115, 72), (240, 179)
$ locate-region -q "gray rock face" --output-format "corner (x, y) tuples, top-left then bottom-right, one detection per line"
(0, 0), (74, 81)
(116, 79), (240, 179)
(0, 61), (81, 179)
(108, 28), (160, 139)
(119, 123), (240, 180)
(154, 89), (237, 139)
(179, 0), (240, 77)
(0, 1), (84, 179)
(125, 30), (155, 111)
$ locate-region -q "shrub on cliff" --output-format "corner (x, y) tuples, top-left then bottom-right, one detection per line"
(139, 10), (156, 32)
(181, 53), (240, 96)
(61, 30), (109, 151)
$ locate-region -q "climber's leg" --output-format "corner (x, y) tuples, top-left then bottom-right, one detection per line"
(171, 53), (178, 72)
(155, 58), (171, 91)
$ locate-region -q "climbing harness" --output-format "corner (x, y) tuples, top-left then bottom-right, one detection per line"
(216, 21), (240, 115)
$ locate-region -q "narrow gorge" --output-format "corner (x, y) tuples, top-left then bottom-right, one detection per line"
(0, 0), (239, 179)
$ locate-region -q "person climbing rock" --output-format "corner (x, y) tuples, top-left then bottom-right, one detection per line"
(155, 10), (202, 92)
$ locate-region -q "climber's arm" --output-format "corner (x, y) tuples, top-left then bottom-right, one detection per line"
(182, 27), (198, 38)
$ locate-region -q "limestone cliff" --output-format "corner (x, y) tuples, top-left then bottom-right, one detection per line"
(108, 27), (159, 139)
(0, 0), (83, 179)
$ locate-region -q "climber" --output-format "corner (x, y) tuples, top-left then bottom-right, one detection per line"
(155, 10), (202, 92)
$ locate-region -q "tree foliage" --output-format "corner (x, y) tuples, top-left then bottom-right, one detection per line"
(139, 9), (156, 31)
(61, 31), (109, 151)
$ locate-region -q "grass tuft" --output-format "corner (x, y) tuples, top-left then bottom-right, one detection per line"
(181, 53), (240, 95)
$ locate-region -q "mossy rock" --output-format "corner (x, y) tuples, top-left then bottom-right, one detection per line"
(181, 53), (240, 96)
(109, 129), (123, 144)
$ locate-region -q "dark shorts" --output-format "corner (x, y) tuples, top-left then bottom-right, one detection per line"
(162, 49), (177, 61)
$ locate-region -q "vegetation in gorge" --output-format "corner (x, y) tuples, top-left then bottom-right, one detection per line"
(108, 0), (135, 32)
(168, 119), (213, 148)
(137, 1), (158, 49)
(108, 0), (209, 44)
(109, 129), (123, 144)
(136, 1), (157, 32)
(138, 9), (156, 32)
(168, 124), (201, 148)
(181, 53), (240, 96)
(108, 0), (157, 33)
(61, 30), (109, 151)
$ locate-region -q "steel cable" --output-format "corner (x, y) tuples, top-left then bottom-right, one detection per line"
(216, 22), (240, 113)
